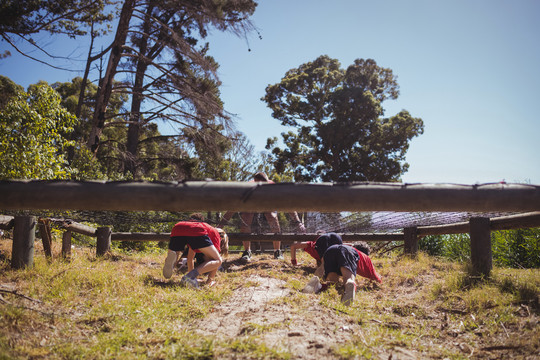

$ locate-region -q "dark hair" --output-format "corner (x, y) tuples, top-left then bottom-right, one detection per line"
(314, 232), (343, 258)
(353, 242), (371, 255)
(189, 213), (205, 221)
(253, 172), (269, 182)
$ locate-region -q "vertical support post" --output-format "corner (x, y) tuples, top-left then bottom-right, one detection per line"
(96, 227), (111, 256)
(470, 217), (492, 277)
(404, 226), (418, 255)
(62, 231), (72, 259)
(11, 216), (36, 269)
(38, 219), (53, 259)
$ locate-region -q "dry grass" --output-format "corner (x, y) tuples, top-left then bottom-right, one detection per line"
(0, 239), (539, 359)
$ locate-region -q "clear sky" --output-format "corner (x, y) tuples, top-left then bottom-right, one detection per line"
(1, 0), (539, 185)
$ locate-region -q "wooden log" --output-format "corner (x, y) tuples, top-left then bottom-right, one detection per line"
(469, 217), (492, 277)
(96, 227), (111, 256)
(111, 232), (169, 242)
(404, 227), (418, 255)
(62, 231), (72, 259)
(417, 222), (470, 236)
(11, 216), (36, 269)
(0, 215), (14, 230)
(490, 211), (540, 231)
(0, 180), (538, 212)
(109, 232), (404, 243)
(37, 219), (53, 259)
(62, 221), (96, 236)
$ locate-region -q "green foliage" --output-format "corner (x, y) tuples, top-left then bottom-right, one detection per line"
(419, 234), (471, 262)
(0, 0), (113, 39)
(492, 228), (540, 268)
(0, 75), (23, 109)
(0, 84), (77, 179)
(420, 228), (540, 268)
(262, 55), (424, 182)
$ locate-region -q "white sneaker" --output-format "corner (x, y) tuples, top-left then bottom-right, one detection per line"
(342, 281), (356, 305)
(163, 251), (176, 279)
(180, 275), (200, 289)
(178, 258), (188, 271)
(302, 276), (322, 294)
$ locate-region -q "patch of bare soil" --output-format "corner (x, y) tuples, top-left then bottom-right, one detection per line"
(194, 272), (363, 359)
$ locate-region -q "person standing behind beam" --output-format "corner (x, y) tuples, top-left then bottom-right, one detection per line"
(219, 172), (306, 263)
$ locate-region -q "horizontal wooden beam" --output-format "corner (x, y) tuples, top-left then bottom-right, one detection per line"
(417, 211), (540, 236)
(0, 180), (539, 212)
(110, 232), (404, 243)
(61, 221), (97, 237)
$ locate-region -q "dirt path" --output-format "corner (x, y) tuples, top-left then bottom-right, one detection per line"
(195, 274), (367, 359)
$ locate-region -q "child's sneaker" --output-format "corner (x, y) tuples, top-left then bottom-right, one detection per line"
(180, 275), (200, 289)
(239, 249), (252, 264)
(178, 258), (188, 271)
(273, 249), (284, 260)
(341, 281), (356, 305)
(163, 251), (176, 279)
(302, 276), (322, 294)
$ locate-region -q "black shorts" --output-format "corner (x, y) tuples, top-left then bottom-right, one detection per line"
(168, 235), (213, 252)
(323, 244), (359, 277)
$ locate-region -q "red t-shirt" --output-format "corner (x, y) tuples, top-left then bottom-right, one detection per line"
(354, 248), (382, 283)
(171, 221), (221, 253)
(303, 241), (320, 261)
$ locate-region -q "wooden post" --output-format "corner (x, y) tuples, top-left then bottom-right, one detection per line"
(38, 219), (53, 259)
(403, 226), (418, 255)
(11, 216), (36, 269)
(469, 217), (492, 277)
(62, 231), (72, 259)
(96, 227), (111, 256)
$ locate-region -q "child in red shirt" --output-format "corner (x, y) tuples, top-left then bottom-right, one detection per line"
(163, 213), (222, 288)
(302, 242), (382, 305)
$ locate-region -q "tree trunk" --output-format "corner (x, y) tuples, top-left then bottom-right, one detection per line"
(88, 0), (135, 153)
(125, 3), (155, 176)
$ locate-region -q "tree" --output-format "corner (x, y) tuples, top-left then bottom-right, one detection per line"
(88, 0), (258, 179)
(262, 55), (424, 182)
(0, 83), (76, 179)
(0, 75), (23, 109)
(0, 0), (114, 67)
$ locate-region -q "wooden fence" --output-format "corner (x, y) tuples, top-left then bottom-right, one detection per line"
(1, 180), (540, 276)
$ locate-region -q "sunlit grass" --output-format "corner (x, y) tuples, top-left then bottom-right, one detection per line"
(1, 240), (539, 359)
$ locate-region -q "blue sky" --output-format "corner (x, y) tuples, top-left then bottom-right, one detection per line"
(1, 0), (539, 185)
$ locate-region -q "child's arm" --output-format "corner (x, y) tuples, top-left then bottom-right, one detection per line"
(290, 242), (309, 265)
(314, 258), (325, 278)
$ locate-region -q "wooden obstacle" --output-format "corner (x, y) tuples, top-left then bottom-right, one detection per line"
(2, 180), (539, 276)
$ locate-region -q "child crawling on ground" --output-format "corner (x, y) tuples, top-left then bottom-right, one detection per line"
(163, 213), (225, 288)
(302, 241), (382, 305)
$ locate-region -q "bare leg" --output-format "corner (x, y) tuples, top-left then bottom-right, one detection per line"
(326, 272), (341, 283)
(265, 211), (281, 251)
(340, 267), (356, 305)
(196, 245), (222, 275)
(240, 212), (254, 254)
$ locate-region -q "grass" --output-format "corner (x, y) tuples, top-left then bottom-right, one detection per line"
(1, 239), (539, 359)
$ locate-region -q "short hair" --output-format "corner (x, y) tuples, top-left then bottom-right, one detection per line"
(189, 213), (205, 221)
(353, 242), (371, 255)
(253, 172), (269, 182)
(314, 232), (343, 259)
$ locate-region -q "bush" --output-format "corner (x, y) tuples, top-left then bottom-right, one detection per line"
(492, 228), (540, 268)
(419, 228), (540, 269)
